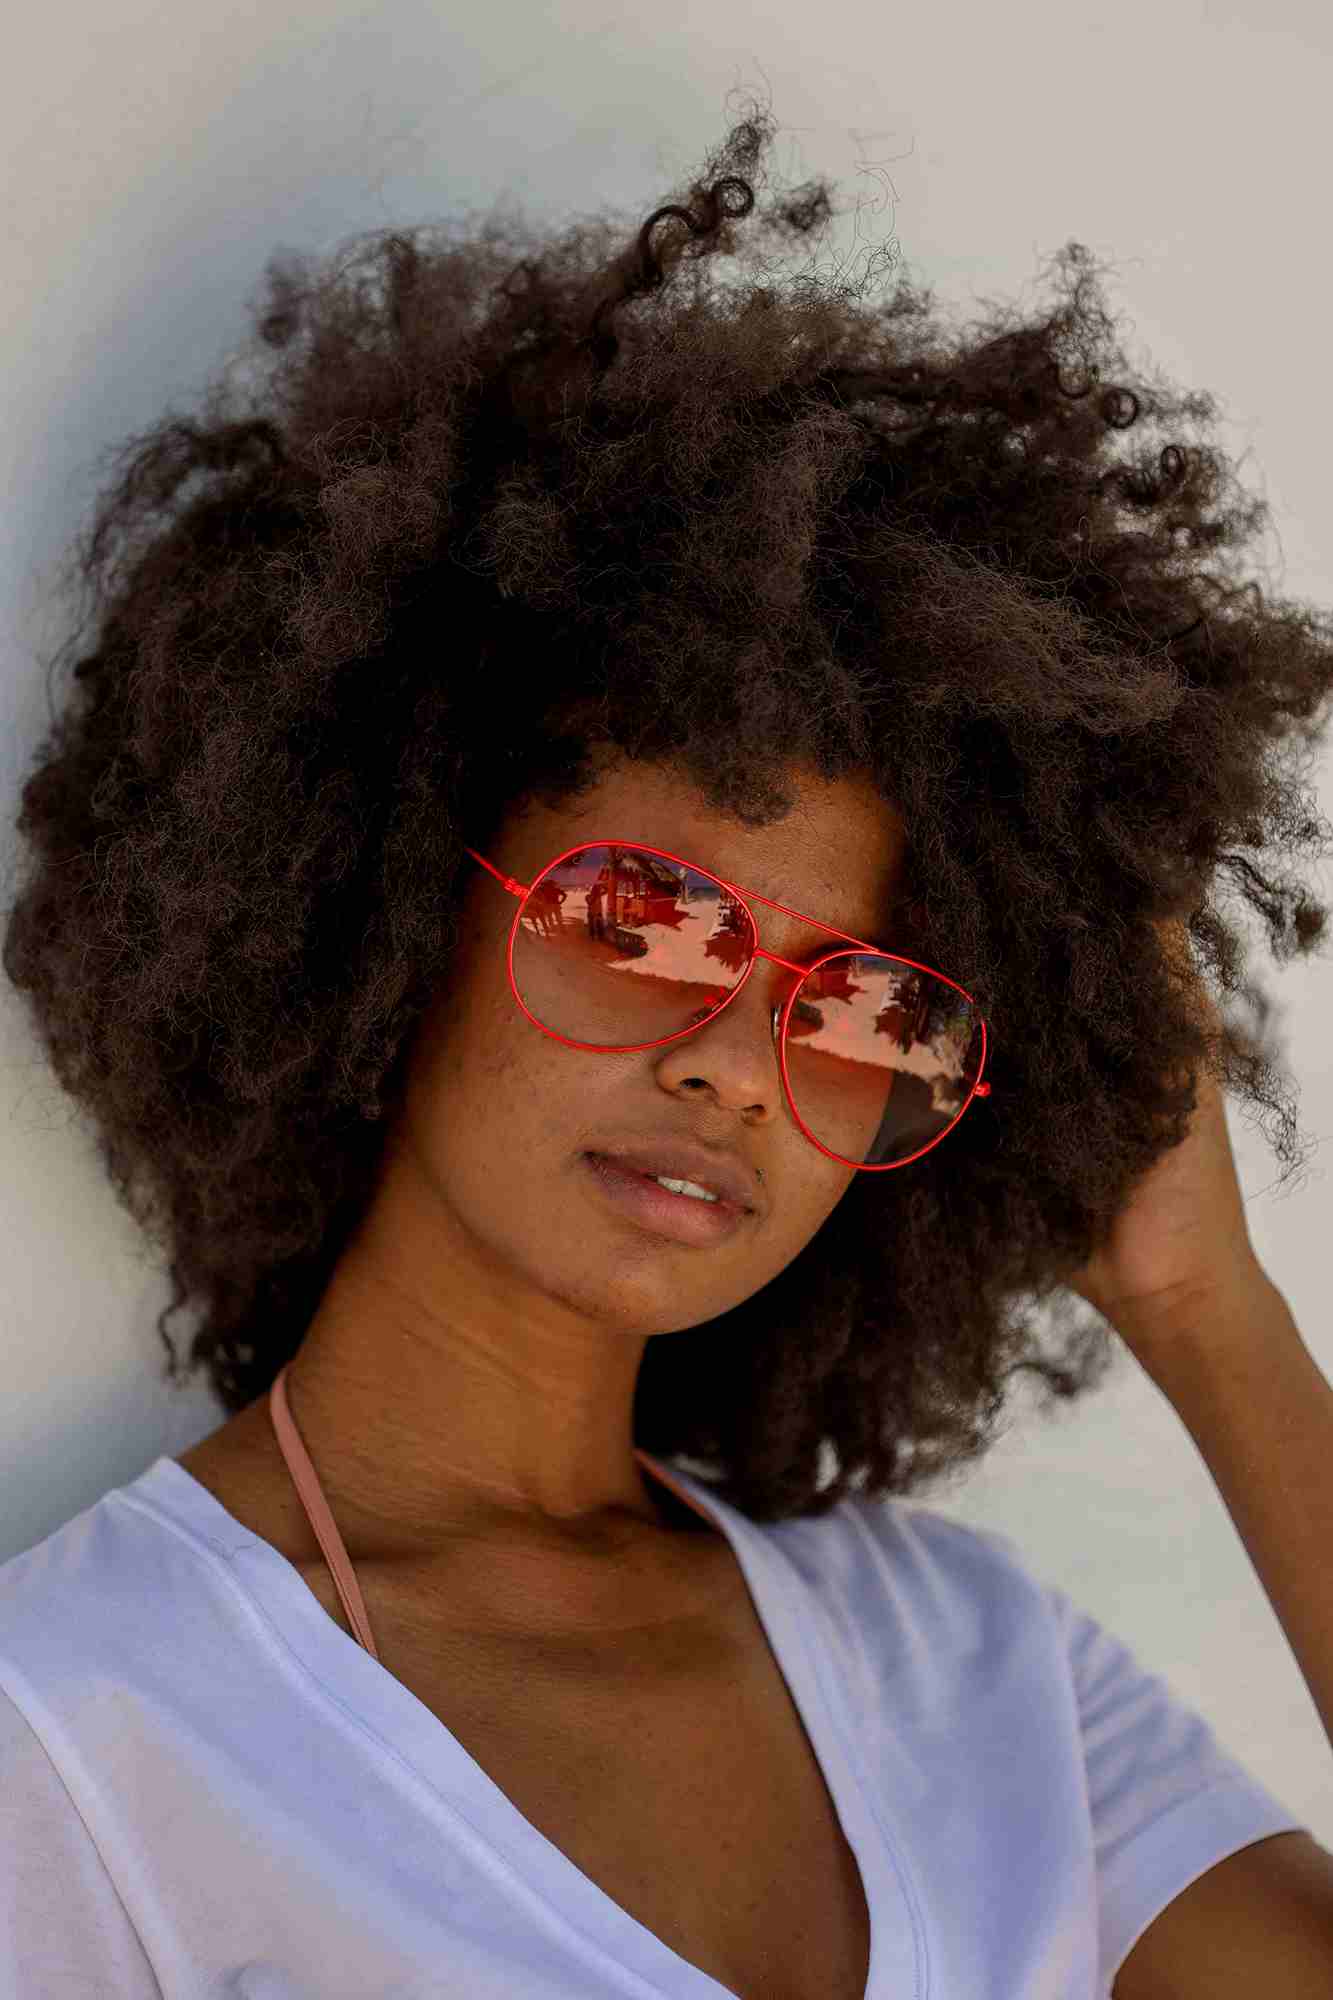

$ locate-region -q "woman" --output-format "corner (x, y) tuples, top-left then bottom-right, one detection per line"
(3, 106), (1332, 1998)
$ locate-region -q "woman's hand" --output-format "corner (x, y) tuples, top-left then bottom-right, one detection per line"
(1065, 917), (1271, 1356)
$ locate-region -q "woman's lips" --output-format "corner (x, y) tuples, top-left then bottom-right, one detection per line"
(581, 1151), (751, 1246)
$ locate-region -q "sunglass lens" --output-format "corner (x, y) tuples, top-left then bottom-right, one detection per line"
(511, 844), (751, 1049)
(782, 955), (984, 1166)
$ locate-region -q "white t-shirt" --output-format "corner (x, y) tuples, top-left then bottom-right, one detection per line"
(0, 1450), (1305, 1999)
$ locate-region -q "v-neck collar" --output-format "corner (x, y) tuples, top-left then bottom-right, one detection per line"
(143, 1451), (922, 1999)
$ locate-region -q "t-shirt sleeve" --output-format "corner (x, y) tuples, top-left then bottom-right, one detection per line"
(0, 1682), (162, 1997)
(1033, 1558), (1310, 1994)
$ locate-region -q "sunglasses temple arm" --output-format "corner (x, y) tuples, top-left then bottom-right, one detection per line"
(464, 846), (528, 899)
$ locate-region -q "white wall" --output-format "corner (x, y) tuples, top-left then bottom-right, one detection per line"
(3, 0), (1331, 1846)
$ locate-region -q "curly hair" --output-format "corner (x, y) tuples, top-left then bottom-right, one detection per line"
(6, 105), (1332, 1524)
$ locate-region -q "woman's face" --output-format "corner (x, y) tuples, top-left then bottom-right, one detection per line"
(392, 749), (908, 1345)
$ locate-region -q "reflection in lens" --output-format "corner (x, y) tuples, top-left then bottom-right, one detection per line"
(511, 844), (752, 1051)
(783, 954), (982, 1165)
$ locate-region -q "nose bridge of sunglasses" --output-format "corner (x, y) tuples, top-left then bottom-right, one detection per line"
(684, 942), (817, 1045)
(752, 941), (815, 1035)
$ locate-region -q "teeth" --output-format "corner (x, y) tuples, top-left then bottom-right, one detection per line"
(652, 1175), (719, 1203)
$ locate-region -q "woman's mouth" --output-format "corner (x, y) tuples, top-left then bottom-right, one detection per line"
(581, 1151), (751, 1246)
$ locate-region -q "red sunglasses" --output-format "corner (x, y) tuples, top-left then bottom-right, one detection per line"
(463, 838), (992, 1172)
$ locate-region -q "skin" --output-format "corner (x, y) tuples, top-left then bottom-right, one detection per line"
(218, 748), (906, 1638)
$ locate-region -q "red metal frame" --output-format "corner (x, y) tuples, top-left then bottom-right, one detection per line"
(463, 838), (992, 1172)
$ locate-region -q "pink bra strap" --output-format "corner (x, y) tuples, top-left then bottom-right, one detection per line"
(631, 1446), (720, 1531)
(268, 1361), (719, 1665)
(269, 1363), (382, 1661)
